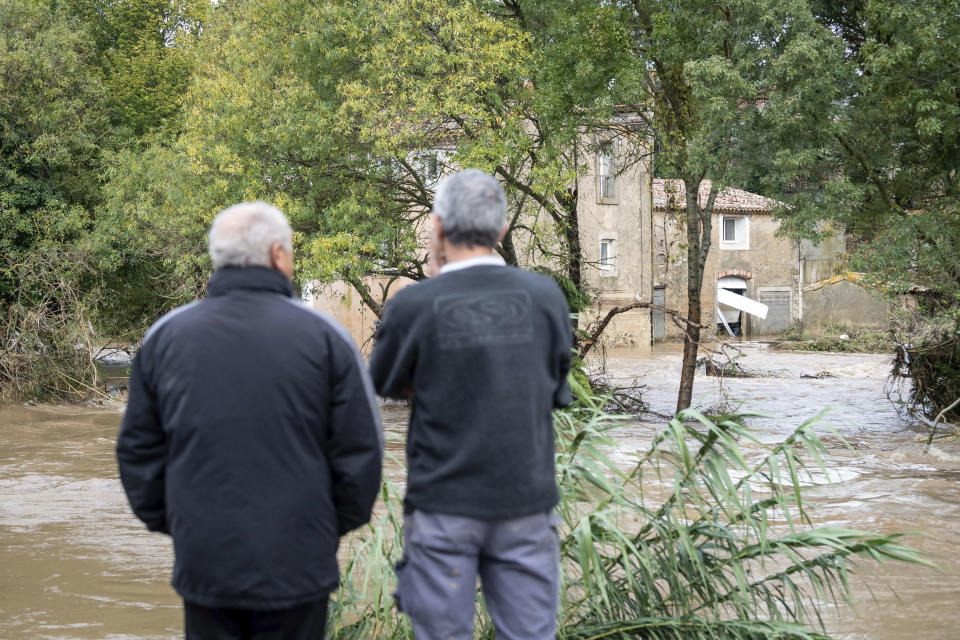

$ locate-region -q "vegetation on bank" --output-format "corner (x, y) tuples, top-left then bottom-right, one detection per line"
(771, 323), (894, 354)
(0, 0), (205, 402)
(329, 380), (928, 639)
(891, 309), (960, 424)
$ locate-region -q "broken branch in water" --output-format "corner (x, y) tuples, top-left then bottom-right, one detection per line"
(923, 395), (960, 450)
(577, 301), (704, 360)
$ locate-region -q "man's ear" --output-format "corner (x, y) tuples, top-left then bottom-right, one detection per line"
(496, 223), (508, 243)
(269, 242), (284, 270)
(433, 216), (445, 241)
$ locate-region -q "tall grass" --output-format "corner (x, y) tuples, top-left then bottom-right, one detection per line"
(327, 382), (928, 639)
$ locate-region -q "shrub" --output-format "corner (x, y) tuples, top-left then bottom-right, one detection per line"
(326, 381), (928, 639)
(891, 309), (960, 423)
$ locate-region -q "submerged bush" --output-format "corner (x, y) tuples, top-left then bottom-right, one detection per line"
(891, 309), (960, 424)
(0, 247), (102, 402)
(326, 382), (927, 639)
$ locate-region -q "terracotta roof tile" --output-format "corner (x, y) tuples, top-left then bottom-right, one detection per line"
(653, 179), (782, 213)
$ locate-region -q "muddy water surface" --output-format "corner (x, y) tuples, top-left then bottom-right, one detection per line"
(1, 344), (958, 639)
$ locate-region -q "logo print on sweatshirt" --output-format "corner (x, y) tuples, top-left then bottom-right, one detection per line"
(434, 290), (533, 349)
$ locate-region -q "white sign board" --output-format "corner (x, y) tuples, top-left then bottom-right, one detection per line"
(716, 287), (769, 320)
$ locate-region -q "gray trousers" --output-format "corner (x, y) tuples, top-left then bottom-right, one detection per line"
(394, 510), (559, 640)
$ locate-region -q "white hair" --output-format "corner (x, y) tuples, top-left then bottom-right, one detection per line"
(208, 201), (293, 269)
(432, 169), (506, 247)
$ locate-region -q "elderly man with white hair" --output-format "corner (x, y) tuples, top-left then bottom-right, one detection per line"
(370, 169), (574, 640)
(117, 201), (382, 639)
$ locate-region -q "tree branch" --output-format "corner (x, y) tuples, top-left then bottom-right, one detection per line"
(577, 302), (705, 360)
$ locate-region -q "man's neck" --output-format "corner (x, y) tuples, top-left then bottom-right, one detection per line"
(443, 245), (497, 266)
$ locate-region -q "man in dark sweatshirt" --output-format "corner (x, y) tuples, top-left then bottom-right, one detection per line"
(117, 201), (383, 639)
(369, 169), (573, 640)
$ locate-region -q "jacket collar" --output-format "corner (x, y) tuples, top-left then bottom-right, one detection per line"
(207, 266), (294, 298)
(439, 254), (506, 274)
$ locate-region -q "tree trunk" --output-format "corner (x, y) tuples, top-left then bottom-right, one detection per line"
(499, 228), (519, 266)
(559, 184), (582, 330)
(677, 296), (701, 412)
(345, 273), (384, 319)
(677, 178), (708, 412)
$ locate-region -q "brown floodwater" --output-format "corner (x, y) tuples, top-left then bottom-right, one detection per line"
(1, 343), (958, 639)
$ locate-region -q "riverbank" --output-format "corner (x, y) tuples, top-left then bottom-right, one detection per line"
(769, 325), (894, 354)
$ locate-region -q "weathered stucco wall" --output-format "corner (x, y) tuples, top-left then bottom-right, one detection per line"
(800, 233), (846, 284)
(799, 234), (892, 330)
(577, 141), (653, 349)
(802, 281), (891, 330)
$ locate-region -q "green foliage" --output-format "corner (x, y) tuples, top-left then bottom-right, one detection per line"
(553, 387), (929, 639)
(325, 381), (927, 639)
(768, 0), (960, 303)
(0, 0), (205, 399)
(63, 0), (205, 139)
(0, 0), (109, 302)
(101, 0), (643, 319)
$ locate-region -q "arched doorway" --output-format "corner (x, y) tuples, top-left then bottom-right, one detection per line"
(717, 275), (748, 336)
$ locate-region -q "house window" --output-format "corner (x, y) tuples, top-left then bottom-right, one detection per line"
(426, 154), (440, 181)
(723, 217), (737, 242)
(599, 236), (617, 273)
(597, 142), (616, 203)
(719, 215), (749, 250)
(412, 150), (444, 185)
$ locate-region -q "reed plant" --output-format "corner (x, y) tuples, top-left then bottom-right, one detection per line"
(327, 381), (928, 639)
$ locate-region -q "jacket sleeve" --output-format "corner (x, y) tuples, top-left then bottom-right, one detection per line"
(368, 297), (417, 400)
(326, 337), (384, 536)
(554, 294), (574, 409)
(116, 351), (169, 533)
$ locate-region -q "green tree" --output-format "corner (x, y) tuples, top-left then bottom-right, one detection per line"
(0, 0), (114, 398)
(63, 0), (205, 139)
(816, 0), (958, 300)
(0, 0), (206, 398)
(593, 0), (849, 410)
(104, 0), (636, 321)
(0, 0), (110, 300)
(789, 0), (960, 420)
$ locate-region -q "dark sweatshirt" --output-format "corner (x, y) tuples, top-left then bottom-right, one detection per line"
(117, 266), (382, 610)
(369, 264), (572, 520)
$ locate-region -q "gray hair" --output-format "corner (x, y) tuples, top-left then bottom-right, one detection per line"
(432, 169), (506, 248)
(208, 201), (293, 269)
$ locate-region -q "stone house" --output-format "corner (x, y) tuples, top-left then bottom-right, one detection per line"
(651, 179), (891, 340)
(652, 179), (798, 339)
(306, 157), (890, 350)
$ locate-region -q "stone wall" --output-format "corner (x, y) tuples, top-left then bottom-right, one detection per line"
(799, 234), (892, 330)
(576, 140), (654, 349)
(653, 211), (799, 338)
(802, 281), (891, 330)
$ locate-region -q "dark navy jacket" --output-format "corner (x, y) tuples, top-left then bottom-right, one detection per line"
(117, 266), (382, 610)
(369, 264), (572, 520)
